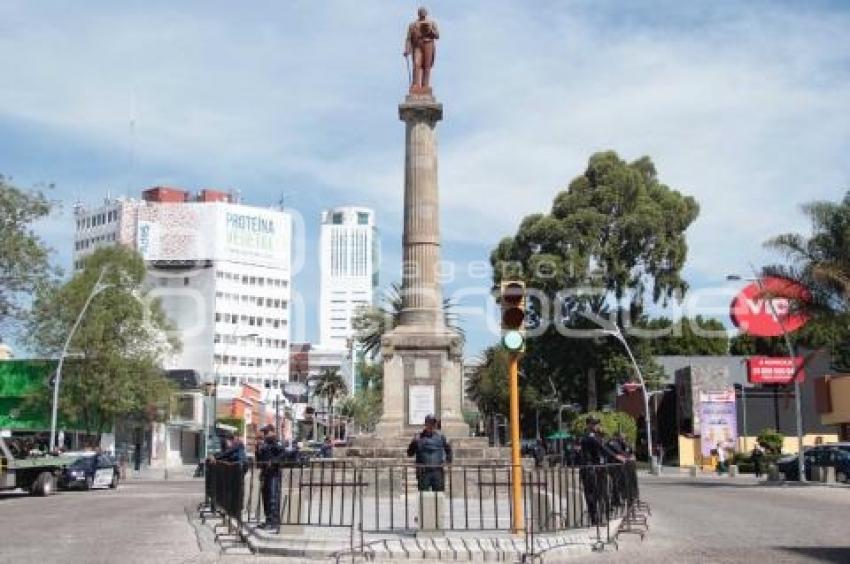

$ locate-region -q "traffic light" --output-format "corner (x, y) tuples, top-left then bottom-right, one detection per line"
(500, 280), (526, 352)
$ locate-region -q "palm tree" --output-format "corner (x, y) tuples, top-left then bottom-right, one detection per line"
(765, 191), (850, 316)
(314, 368), (348, 440)
(352, 282), (464, 358)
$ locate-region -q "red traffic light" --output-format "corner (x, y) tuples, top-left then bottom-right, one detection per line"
(502, 282), (525, 306)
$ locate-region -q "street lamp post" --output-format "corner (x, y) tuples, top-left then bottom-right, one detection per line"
(581, 312), (657, 473)
(727, 271), (806, 482)
(50, 269), (112, 451)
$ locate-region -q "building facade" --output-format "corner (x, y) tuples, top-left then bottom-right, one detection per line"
(319, 206), (378, 350)
(72, 187), (293, 400)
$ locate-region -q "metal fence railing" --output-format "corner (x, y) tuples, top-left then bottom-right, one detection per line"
(201, 459), (646, 559)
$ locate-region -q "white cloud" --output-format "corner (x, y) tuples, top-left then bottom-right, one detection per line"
(1, 0), (849, 352)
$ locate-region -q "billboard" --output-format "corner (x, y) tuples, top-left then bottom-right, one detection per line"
(135, 203), (290, 268)
(747, 356), (805, 384)
(699, 389), (737, 457)
(730, 276), (809, 337)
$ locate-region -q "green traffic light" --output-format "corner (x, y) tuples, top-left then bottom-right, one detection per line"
(503, 330), (524, 351)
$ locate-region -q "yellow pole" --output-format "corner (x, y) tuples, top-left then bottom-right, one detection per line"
(509, 353), (524, 532)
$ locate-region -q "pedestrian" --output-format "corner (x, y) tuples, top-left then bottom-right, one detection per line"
(216, 433), (246, 465)
(256, 424), (283, 533)
(716, 442), (727, 474)
(319, 436), (333, 459)
(751, 442), (765, 478)
(579, 416), (625, 525)
(407, 414), (453, 491)
(533, 438), (546, 468)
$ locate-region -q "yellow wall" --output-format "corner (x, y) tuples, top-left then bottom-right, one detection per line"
(822, 376), (850, 426)
(678, 435), (697, 467)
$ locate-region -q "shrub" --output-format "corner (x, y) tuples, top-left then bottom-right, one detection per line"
(570, 410), (637, 447)
(757, 428), (784, 454)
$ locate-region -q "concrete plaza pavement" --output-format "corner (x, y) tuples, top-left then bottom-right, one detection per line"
(572, 473), (850, 563)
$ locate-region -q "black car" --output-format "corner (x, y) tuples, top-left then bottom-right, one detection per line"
(777, 445), (850, 482)
(59, 454), (120, 490)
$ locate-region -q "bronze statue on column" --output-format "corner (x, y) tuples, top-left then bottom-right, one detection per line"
(404, 7), (439, 95)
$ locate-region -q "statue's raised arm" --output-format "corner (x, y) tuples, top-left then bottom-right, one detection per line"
(403, 7), (439, 95)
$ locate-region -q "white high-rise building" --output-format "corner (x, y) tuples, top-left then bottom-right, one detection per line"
(319, 206), (378, 350)
(72, 187), (293, 398)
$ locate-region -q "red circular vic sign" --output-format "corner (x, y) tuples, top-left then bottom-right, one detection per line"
(730, 276), (810, 337)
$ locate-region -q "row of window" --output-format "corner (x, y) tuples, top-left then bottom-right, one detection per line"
(213, 354), (287, 368)
(216, 270), (288, 288)
(215, 375), (288, 389)
(215, 313), (288, 329)
(76, 210), (119, 230)
(75, 232), (117, 251)
(213, 333), (288, 349)
(215, 292), (287, 309)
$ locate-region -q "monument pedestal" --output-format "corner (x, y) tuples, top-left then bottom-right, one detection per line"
(374, 325), (468, 440)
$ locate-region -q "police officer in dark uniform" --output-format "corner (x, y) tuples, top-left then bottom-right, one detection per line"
(407, 414), (453, 491)
(256, 424), (284, 532)
(579, 416), (624, 525)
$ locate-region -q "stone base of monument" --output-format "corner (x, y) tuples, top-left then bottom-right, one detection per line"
(373, 326), (473, 442)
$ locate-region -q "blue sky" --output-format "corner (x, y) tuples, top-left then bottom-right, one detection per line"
(1, 1), (849, 358)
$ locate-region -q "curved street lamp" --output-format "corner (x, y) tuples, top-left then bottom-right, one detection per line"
(50, 269), (113, 451)
(580, 311), (658, 473)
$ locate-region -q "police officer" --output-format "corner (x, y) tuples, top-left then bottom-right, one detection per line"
(579, 416), (623, 525)
(256, 424), (283, 532)
(407, 414), (453, 491)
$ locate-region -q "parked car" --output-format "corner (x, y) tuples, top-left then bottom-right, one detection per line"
(777, 446), (850, 482)
(59, 454), (120, 490)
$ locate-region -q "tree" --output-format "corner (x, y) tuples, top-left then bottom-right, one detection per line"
(338, 361), (383, 434)
(643, 316), (729, 356)
(755, 191), (850, 370)
(25, 246), (179, 438)
(0, 176), (55, 323)
(314, 367), (348, 440)
(490, 151), (699, 409)
(353, 282), (463, 358)
(765, 191), (850, 317)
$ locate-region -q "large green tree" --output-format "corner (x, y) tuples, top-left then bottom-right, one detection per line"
(644, 316), (729, 356)
(25, 246), (179, 437)
(0, 176), (55, 322)
(490, 151), (699, 409)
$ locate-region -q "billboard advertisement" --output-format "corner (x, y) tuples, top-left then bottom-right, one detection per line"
(699, 389), (737, 457)
(747, 356), (805, 384)
(134, 203), (290, 268)
(729, 276), (809, 337)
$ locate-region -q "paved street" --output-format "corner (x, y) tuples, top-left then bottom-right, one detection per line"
(574, 474), (850, 564)
(2, 475), (850, 563)
(0, 480), (210, 564)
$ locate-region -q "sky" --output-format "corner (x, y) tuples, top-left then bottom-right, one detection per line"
(1, 0), (849, 358)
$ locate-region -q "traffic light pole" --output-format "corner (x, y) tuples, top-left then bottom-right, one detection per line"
(508, 352), (523, 533)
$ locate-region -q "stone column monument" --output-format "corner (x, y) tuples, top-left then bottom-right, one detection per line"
(373, 8), (469, 440)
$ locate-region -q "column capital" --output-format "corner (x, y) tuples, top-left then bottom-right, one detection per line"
(399, 97), (443, 123)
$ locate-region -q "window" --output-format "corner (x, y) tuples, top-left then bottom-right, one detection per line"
(357, 212), (369, 225)
(332, 212), (343, 225)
